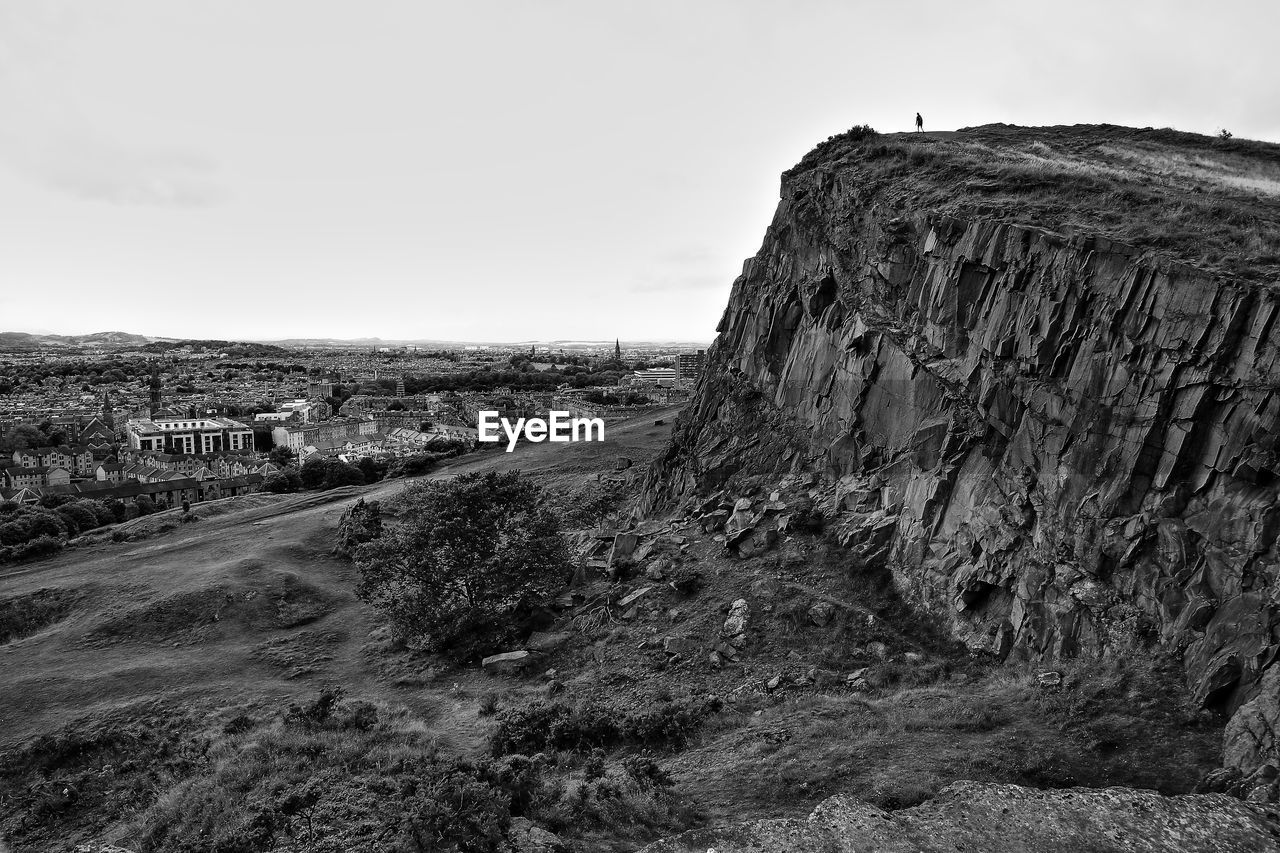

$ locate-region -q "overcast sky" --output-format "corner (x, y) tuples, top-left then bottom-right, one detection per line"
(1, 1), (1276, 343)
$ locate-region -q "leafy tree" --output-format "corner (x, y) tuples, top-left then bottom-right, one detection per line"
(263, 467), (303, 493)
(321, 460), (366, 490)
(300, 457), (327, 490)
(268, 446), (297, 467)
(0, 424), (47, 454)
(356, 456), (386, 485)
(355, 471), (568, 657)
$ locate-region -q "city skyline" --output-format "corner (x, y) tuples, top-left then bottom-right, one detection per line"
(2, 1), (1277, 342)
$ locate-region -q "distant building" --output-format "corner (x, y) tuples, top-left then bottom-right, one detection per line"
(308, 381), (337, 399)
(3, 465), (71, 489)
(631, 367), (678, 386)
(272, 416), (376, 452)
(125, 416), (254, 455)
(676, 350), (706, 381)
(12, 446), (95, 476)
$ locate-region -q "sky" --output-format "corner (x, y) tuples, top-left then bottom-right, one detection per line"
(1, 1), (1277, 343)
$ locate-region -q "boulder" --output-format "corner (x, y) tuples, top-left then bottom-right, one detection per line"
(1036, 670), (1063, 687)
(482, 650), (535, 674)
(508, 817), (568, 853)
(808, 601), (837, 627)
(1225, 664), (1280, 786)
(722, 598), (749, 639)
(751, 577), (781, 599)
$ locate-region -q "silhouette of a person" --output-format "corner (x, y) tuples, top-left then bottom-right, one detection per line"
(915, 112), (924, 133)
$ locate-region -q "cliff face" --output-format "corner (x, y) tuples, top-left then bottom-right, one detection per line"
(645, 125), (1280, 782)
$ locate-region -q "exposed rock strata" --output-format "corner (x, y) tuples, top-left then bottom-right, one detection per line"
(643, 127), (1280, 781)
(638, 782), (1280, 853)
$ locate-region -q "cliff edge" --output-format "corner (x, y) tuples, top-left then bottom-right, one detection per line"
(642, 124), (1280, 791)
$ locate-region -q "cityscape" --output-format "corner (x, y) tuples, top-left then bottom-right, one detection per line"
(0, 335), (707, 517)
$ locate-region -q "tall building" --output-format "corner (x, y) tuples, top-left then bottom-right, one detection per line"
(676, 350), (706, 381)
(396, 376), (406, 398)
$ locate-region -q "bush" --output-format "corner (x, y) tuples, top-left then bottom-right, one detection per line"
(490, 697), (722, 756)
(263, 467), (303, 493)
(355, 472), (569, 658)
(15, 535), (63, 561)
(384, 452), (445, 479)
(322, 460), (365, 490)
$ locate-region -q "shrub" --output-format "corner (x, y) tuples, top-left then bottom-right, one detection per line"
(283, 689), (345, 730)
(490, 697), (721, 757)
(355, 472), (569, 658)
(666, 565), (703, 595)
(56, 502), (98, 535)
(14, 535), (62, 562)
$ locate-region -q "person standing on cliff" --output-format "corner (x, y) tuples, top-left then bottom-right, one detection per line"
(915, 112), (924, 132)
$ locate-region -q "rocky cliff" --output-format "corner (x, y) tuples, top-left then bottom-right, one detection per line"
(644, 124), (1280, 788)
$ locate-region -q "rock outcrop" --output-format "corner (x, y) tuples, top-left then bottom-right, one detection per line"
(333, 498), (381, 558)
(643, 125), (1280, 782)
(639, 782), (1280, 852)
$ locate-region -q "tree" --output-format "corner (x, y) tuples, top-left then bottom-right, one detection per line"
(299, 457), (327, 490)
(268, 446), (297, 467)
(356, 456), (385, 485)
(264, 467), (303, 493)
(354, 471), (568, 657)
(0, 424), (47, 454)
(321, 460), (365, 490)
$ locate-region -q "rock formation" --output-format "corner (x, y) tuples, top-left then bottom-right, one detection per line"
(643, 125), (1280, 784)
(638, 782), (1280, 852)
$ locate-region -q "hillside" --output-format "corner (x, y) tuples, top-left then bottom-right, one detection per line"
(642, 123), (1280, 812)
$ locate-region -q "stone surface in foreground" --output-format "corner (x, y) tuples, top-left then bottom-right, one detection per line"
(639, 782), (1280, 853)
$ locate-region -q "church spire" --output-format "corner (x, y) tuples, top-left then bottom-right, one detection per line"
(615, 338), (621, 361)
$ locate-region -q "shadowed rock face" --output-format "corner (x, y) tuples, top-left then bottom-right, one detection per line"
(643, 126), (1280, 780)
(639, 782), (1280, 853)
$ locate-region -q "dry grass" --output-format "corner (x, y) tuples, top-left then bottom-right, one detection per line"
(669, 654), (1220, 820)
(790, 123), (1280, 278)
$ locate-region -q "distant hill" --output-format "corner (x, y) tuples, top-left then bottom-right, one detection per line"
(0, 332), (712, 351)
(0, 330), (160, 349)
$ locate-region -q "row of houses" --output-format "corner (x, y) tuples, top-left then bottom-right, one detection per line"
(12, 444), (99, 477)
(0, 472), (265, 507)
(116, 449), (278, 481)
